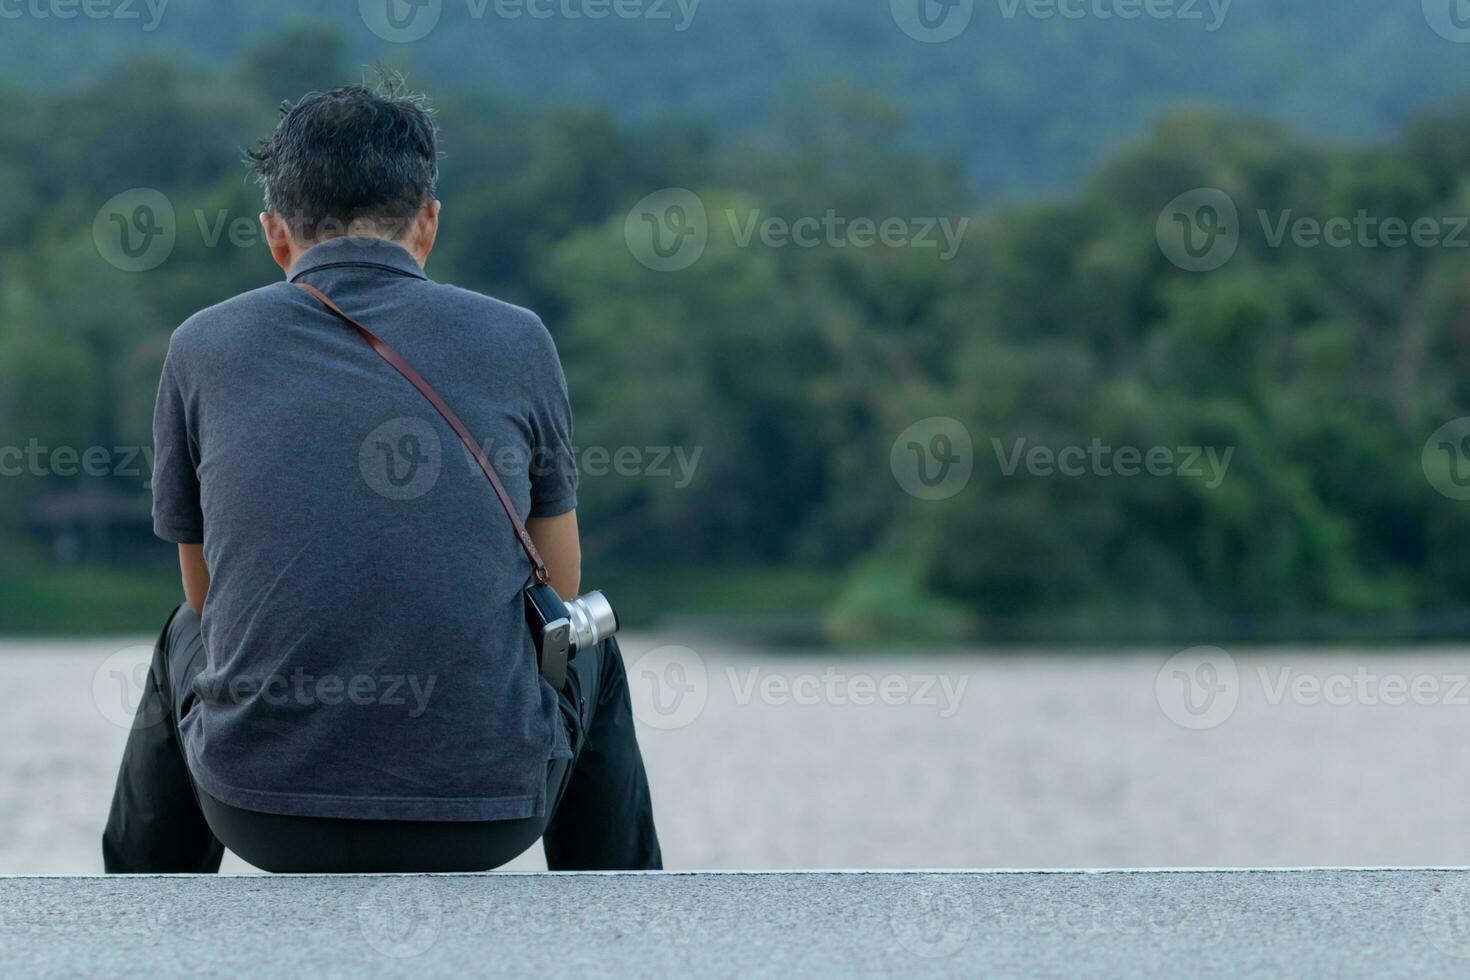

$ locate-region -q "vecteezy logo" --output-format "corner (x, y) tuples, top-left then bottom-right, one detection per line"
(1156, 646), (1239, 730)
(360, 0), (442, 43)
(1156, 188), (1240, 272)
(891, 0), (974, 43)
(359, 417), (442, 501)
(1424, 0), (1470, 43)
(891, 417), (974, 501)
(93, 189), (176, 272)
(1423, 418), (1470, 501)
(641, 905), (701, 947)
(356, 878), (442, 958)
(91, 645), (168, 730)
(624, 188), (709, 272)
(890, 876), (974, 958)
(627, 645), (707, 730)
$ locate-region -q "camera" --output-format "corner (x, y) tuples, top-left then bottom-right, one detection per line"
(525, 582), (619, 688)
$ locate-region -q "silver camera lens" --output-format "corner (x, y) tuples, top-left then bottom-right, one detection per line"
(565, 590), (619, 655)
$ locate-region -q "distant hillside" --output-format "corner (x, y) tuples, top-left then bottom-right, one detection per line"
(0, 0), (1465, 195)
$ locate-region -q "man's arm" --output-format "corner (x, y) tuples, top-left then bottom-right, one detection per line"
(179, 544), (210, 614)
(527, 510), (581, 600)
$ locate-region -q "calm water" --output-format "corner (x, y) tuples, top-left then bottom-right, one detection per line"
(7, 633), (1470, 873)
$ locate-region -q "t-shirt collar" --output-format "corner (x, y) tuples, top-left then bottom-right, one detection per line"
(287, 236), (429, 282)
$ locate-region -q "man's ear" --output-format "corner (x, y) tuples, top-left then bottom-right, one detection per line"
(409, 200), (441, 266)
(259, 212), (296, 274)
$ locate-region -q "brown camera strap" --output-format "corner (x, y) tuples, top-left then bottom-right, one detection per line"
(294, 280), (551, 586)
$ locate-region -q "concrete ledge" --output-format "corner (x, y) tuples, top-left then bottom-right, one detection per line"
(7, 869), (1470, 978)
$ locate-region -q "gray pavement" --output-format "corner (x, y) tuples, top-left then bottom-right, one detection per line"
(6, 869), (1470, 978)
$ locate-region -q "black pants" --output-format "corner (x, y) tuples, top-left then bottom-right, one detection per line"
(102, 604), (661, 873)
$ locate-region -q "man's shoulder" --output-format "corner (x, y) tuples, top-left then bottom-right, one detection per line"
(433, 282), (549, 336)
(167, 281), (296, 357)
(427, 282), (563, 367)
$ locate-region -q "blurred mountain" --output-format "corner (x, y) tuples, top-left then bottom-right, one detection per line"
(0, 1), (1464, 195)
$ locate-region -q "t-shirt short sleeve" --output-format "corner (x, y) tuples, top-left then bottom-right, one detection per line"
(151, 352), (204, 544)
(526, 319), (578, 518)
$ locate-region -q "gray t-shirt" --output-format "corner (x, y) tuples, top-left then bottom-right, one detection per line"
(151, 237), (576, 821)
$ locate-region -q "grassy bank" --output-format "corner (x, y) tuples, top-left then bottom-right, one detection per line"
(0, 561), (841, 638)
(0, 563), (185, 636)
(7, 561), (1464, 647)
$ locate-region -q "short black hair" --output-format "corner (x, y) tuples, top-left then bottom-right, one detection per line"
(246, 77), (438, 242)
